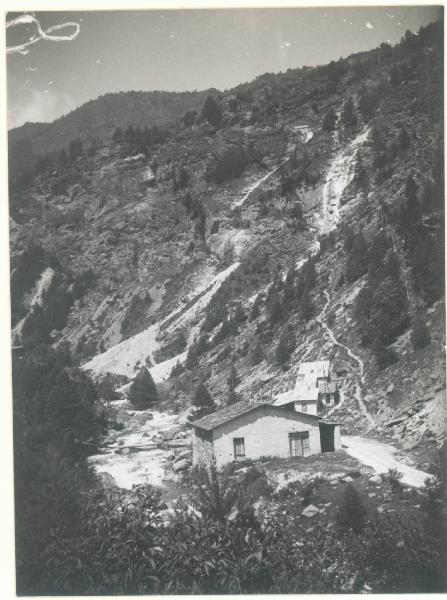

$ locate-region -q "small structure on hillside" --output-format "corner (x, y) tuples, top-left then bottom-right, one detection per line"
(273, 360), (339, 416)
(192, 399), (341, 469)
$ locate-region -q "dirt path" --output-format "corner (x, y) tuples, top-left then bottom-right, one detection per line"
(317, 290), (375, 427)
(343, 435), (431, 488)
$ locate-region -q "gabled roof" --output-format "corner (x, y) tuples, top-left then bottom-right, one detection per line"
(192, 400), (269, 431)
(273, 389), (318, 407)
(273, 389), (297, 407)
(192, 399), (320, 432)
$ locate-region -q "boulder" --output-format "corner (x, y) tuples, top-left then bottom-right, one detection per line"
(301, 504), (320, 518)
(377, 505), (385, 514)
(173, 458), (189, 473)
(174, 449), (192, 463)
(369, 475), (383, 485)
(341, 476), (354, 483)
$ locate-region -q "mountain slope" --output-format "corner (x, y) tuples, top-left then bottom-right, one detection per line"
(9, 20), (445, 452)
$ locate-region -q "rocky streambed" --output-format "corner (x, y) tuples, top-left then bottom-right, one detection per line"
(88, 400), (193, 497)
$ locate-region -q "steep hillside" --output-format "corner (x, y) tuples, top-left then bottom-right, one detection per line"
(9, 20), (445, 455)
(8, 88), (215, 184)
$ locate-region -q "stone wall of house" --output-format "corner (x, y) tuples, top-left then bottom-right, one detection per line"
(334, 425), (342, 451)
(212, 406), (321, 468)
(192, 427), (215, 467)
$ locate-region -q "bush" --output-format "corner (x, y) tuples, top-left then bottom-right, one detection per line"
(384, 468), (403, 493)
(72, 268), (97, 300)
(372, 339), (398, 370)
(336, 483), (367, 533)
(128, 369), (158, 410)
(250, 343), (265, 365)
(207, 146), (248, 183)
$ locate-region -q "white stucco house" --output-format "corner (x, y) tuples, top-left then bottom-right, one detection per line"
(273, 360), (339, 416)
(192, 399), (341, 469)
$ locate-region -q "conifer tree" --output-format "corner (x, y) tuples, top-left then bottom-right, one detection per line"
(268, 291), (284, 325)
(227, 389), (240, 406)
(398, 126), (411, 151)
(341, 96), (357, 129)
(403, 175), (422, 238)
(201, 95), (223, 128)
(275, 326), (296, 365)
(283, 267), (296, 312)
(322, 107), (337, 131)
(411, 315), (431, 349)
(372, 338), (398, 370)
(300, 289), (315, 321)
(367, 229), (390, 288)
(369, 277), (409, 345)
(128, 369), (158, 410)
(250, 343), (265, 365)
(227, 363), (240, 391)
(345, 231), (368, 282)
(353, 151), (368, 190)
(249, 293), (263, 321)
(193, 382), (214, 409)
(336, 483), (367, 533)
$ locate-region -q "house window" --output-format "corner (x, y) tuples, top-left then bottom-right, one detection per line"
(301, 401), (308, 413)
(289, 432), (310, 457)
(233, 437), (245, 460)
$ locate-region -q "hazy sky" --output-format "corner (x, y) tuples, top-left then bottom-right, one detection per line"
(6, 6), (442, 129)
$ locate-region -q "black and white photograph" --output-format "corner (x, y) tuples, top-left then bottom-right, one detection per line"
(5, 3), (446, 595)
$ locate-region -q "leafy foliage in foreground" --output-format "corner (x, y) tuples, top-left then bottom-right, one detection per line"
(21, 470), (446, 595)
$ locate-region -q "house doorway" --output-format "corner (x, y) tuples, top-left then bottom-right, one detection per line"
(319, 423), (336, 452)
(289, 431), (310, 457)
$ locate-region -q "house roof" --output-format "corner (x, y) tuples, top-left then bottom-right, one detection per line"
(192, 400), (268, 431)
(273, 389), (298, 407)
(273, 389), (318, 407)
(192, 399), (320, 432)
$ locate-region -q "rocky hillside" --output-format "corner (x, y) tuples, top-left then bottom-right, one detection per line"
(9, 20), (445, 452)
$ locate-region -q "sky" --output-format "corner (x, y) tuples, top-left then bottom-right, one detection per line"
(6, 6), (443, 130)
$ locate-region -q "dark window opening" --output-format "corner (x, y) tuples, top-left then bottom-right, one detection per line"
(233, 437), (245, 460)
